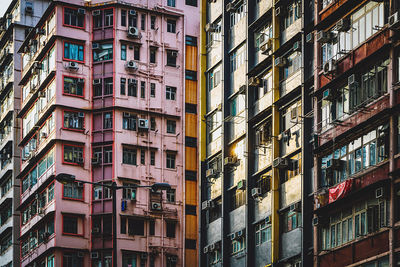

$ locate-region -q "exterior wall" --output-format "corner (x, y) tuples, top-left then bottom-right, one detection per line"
(15, 0), (199, 267)
(0, 1), (49, 266)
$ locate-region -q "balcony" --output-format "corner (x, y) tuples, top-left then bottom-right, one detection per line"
(280, 174), (301, 208)
(253, 90), (272, 116)
(20, 163), (55, 205)
(207, 0), (222, 23)
(207, 86), (222, 113)
(280, 69), (301, 97)
(20, 201), (55, 237)
(0, 160), (12, 180)
(207, 137), (222, 158)
(281, 19), (301, 44)
(228, 114), (246, 142)
(0, 187), (13, 208)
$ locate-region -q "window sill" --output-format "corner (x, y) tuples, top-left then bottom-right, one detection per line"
(62, 92), (85, 98)
(62, 127), (85, 133)
(62, 197), (85, 202)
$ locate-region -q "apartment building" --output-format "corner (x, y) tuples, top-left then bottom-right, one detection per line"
(17, 0), (199, 266)
(199, 0), (314, 266)
(0, 1), (49, 266)
(312, 0), (400, 266)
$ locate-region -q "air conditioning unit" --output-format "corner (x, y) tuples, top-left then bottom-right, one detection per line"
(126, 60), (138, 70)
(67, 61), (79, 70)
(237, 179), (246, 190)
(306, 32), (313, 43)
(230, 233), (236, 240)
(151, 202), (162, 210)
(36, 28), (45, 35)
(203, 245), (209, 254)
(249, 77), (261, 87)
(209, 243), (216, 251)
(275, 57), (287, 67)
(92, 227), (100, 234)
(92, 10), (101, 16)
(224, 156), (238, 166)
(38, 90), (46, 98)
(322, 88), (336, 102)
(275, 6), (281, 16)
(260, 39), (272, 54)
(92, 43), (100, 50)
(93, 79), (101, 85)
(323, 59), (336, 75)
(129, 10), (137, 16)
(78, 8), (86, 15)
(389, 12), (399, 29)
(336, 17), (351, 32)
(348, 74), (356, 86)
(128, 26), (141, 38)
(273, 157), (289, 169)
(201, 200), (214, 210)
(205, 23), (218, 32)
(316, 31), (334, 43)
(292, 41), (301, 52)
(375, 187), (384, 199)
(251, 187), (261, 198)
(91, 157), (100, 165)
(226, 2), (235, 12)
(90, 252), (99, 259)
(206, 168), (217, 179)
(138, 118), (149, 130)
(290, 202), (301, 212)
(75, 157), (84, 164)
(265, 215), (271, 224)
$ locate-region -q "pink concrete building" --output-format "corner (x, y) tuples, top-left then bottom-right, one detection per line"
(17, 0), (199, 266)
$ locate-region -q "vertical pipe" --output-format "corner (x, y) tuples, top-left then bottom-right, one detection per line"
(112, 182), (117, 267)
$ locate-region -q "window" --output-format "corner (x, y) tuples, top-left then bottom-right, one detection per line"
(166, 86), (176, 100)
(104, 9), (113, 27)
(150, 117), (156, 130)
(150, 83), (156, 97)
(167, 120), (176, 134)
(122, 185), (136, 200)
(63, 76), (84, 97)
(186, 0), (197, 7)
(283, 52), (301, 79)
(93, 10), (103, 28)
(255, 220), (271, 246)
(103, 112), (113, 129)
(64, 7), (84, 28)
(150, 47), (157, 63)
(122, 253), (137, 267)
(230, 45), (245, 73)
(63, 182), (83, 200)
(121, 44), (127, 60)
(93, 43), (113, 62)
(186, 103), (197, 114)
(166, 50), (177, 67)
(128, 10), (137, 27)
(140, 150), (145, 164)
(122, 113), (137, 130)
(166, 153), (176, 169)
(283, 1), (301, 30)
(121, 10), (126, 26)
(166, 189), (175, 203)
(104, 146), (112, 164)
(321, 199), (388, 250)
(167, 0), (176, 7)
(123, 148), (137, 165)
(120, 78), (126, 95)
(229, 3), (245, 27)
(149, 220), (155, 235)
(141, 14), (146, 30)
(63, 216), (78, 234)
(63, 111), (84, 130)
(141, 81), (145, 98)
(103, 77), (113, 95)
(231, 238), (245, 254)
(150, 151), (155, 165)
(128, 218), (144, 235)
(63, 252), (83, 267)
(134, 46), (140, 60)
(185, 35), (197, 46)
(283, 211), (301, 233)
(230, 189), (245, 210)
(93, 185), (111, 200)
(63, 145), (83, 164)
(151, 16), (156, 29)
(64, 42), (84, 62)
(166, 221), (176, 237)
(128, 79), (138, 96)
(167, 20), (176, 33)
